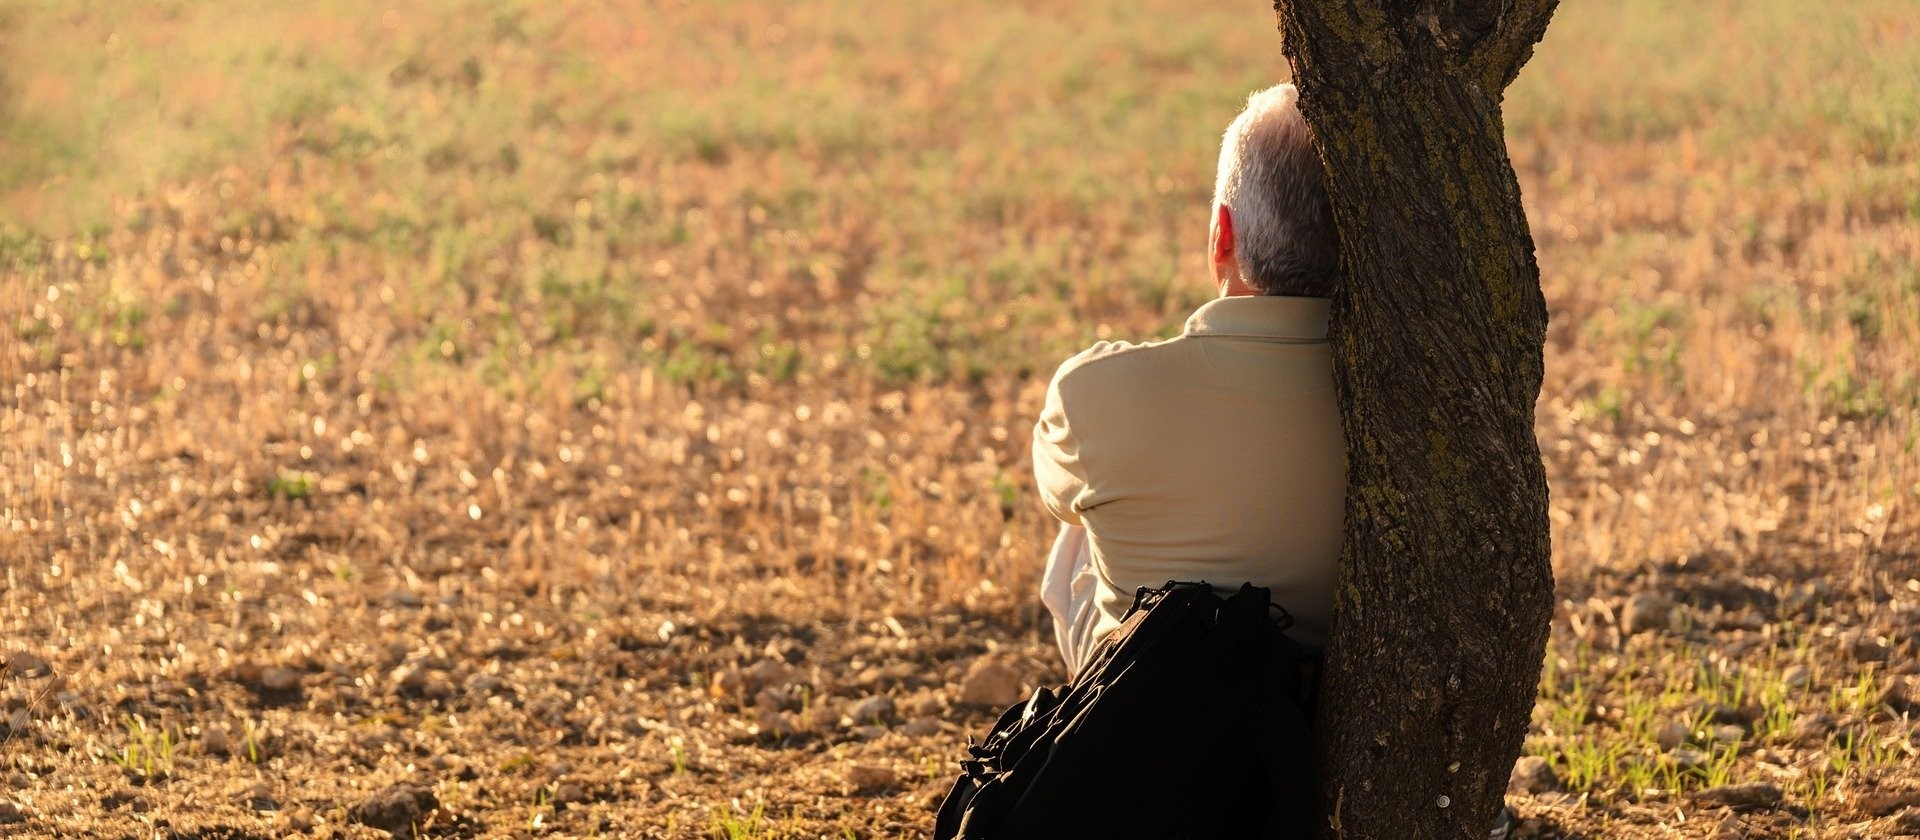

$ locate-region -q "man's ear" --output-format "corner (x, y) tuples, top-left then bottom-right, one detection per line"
(1211, 204), (1235, 266)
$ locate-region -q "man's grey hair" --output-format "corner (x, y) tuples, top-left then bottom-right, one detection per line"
(1212, 84), (1339, 297)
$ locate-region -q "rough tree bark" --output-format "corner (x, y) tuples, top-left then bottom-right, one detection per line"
(1270, 2), (1560, 838)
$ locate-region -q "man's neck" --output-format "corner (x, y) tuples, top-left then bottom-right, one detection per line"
(1218, 270), (1259, 298)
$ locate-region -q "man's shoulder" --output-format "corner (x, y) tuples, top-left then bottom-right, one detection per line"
(1047, 334), (1195, 401)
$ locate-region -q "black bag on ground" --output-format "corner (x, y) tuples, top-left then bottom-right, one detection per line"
(933, 581), (1322, 840)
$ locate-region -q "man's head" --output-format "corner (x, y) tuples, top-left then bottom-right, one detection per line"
(1209, 84), (1339, 298)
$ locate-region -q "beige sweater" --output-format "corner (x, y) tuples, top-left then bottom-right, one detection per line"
(1032, 295), (1346, 647)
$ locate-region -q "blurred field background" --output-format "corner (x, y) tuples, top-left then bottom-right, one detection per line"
(2, 0), (1917, 837)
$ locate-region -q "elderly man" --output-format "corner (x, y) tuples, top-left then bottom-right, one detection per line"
(1031, 83), (1515, 840)
(1035, 83), (1343, 673)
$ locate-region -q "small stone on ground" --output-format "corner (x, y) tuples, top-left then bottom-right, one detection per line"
(847, 765), (897, 790)
(1695, 781), (1782, 809)
(959, 659), (1022, 707)
(902, 716), (943, 737)
(1655, 720), (1690, 750)
(349, 783), (439, 839)
(848, 695), (894, 723)
(1508, 755), (1561, 794)
(7, 652), (50, 678)
(1620, 593), (1674, 634)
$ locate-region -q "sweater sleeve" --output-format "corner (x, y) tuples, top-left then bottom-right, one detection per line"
(1032, 363), (1089, 526)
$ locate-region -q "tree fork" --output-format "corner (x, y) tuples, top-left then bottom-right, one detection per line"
(1271, 1), (1560, 838)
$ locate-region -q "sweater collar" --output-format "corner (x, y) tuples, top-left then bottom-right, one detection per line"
(1184, 295), (1332, 341)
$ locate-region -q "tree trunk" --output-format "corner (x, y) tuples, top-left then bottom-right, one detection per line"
(1270, 2), (1560, 838)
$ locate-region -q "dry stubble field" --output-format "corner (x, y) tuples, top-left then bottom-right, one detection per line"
(2, 1), (1918, 837)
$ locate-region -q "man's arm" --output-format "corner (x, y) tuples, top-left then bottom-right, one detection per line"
(1032, 367), (1089, 527)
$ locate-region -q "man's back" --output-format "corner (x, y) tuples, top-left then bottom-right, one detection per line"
(1033, 294), (1346, 649)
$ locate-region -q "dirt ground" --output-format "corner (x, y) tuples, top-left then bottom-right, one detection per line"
(3, 373), (1915, 839)
(4, 561), (1920, 840)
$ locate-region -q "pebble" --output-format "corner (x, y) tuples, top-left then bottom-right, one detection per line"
(6, 652), (50, 678)
(1619, 593), (1674, 635)
(0, 800), (23, 824)
(846, 764), (897, 790)
(905, 689), (946, 717)
(796, 704), (834, 734)
(553, 781), (587, 805)
(1843, 630), (1890, 663)
(1655, 720), (1691, 750)
(1701, 702), (1746, 725)
(747, 658), (797, 691)
(201, 726), (232, 756)
(229, 661), (264, 684)
(390, 664), (427, 692)
(851, 724), (888, 741)
(1710, 724), (1746, 746)
(1507, 755), (1561, 794)
(1781, 664), (1811, 689)
(421, 673), (454, 699)
(1710, 811), (1744, 839)
(285, 809), (314, 831)
(465, 674), (505, 696)
(1780, 580), (1832, 617)
(1790, 713), (1834, 742)
(259, 666), (301, 692)
(1671, 745), (1709, 769)
(753, 687), (792, 712)
(901, 716), (944, 737)
(349, 784), (439, 839)
(959, 659), (1023, 707)
(1695, 781), (1783, 808)
(1886, 675), (1920, 713)
(712, 668), (746, 699)
(848, 695), (894, 723)
(755, 706), (793, 735)
(240, 781), (275, 809)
